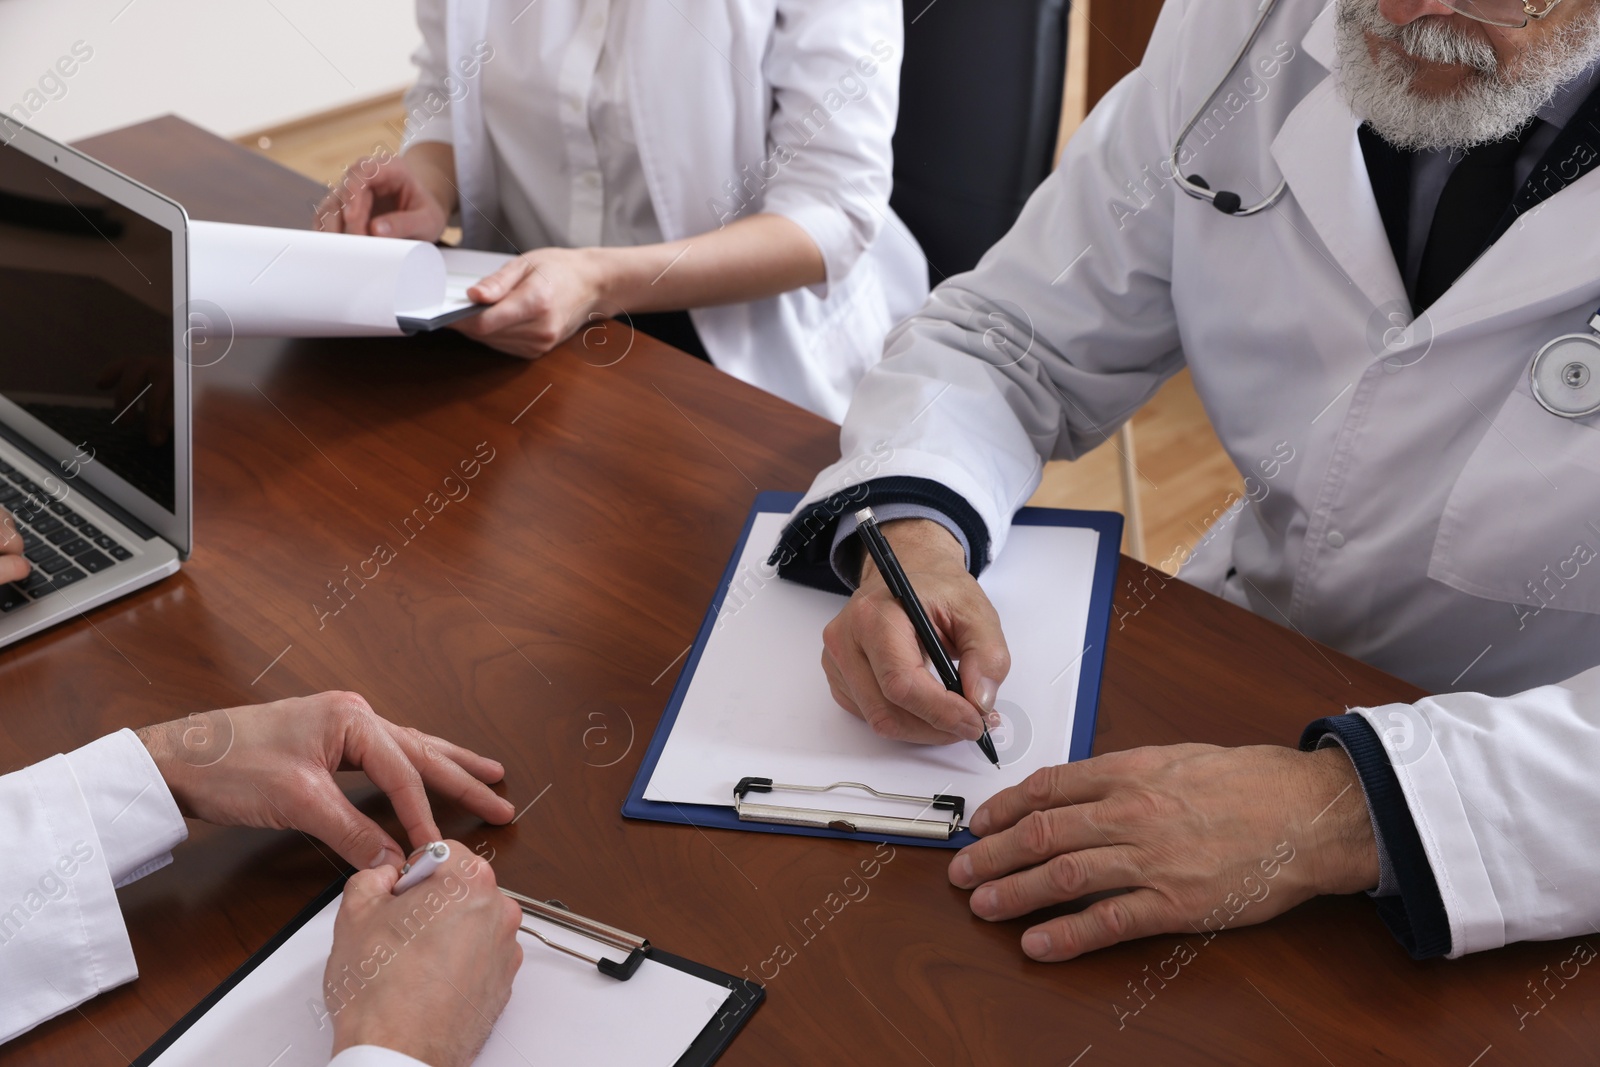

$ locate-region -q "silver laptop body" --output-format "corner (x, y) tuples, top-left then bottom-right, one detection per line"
(0, 120), (192, 646)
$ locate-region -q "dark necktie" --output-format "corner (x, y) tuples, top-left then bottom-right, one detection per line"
(1413, 119), (1543, 310)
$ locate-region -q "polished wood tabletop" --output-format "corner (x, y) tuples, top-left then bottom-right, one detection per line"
(1, 116), (1591, 1066)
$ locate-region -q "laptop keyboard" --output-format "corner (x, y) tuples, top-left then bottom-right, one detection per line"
(0, 458), (132, 613)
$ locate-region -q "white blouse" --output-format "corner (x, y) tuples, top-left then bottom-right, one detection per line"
(416, 0), (664, 251)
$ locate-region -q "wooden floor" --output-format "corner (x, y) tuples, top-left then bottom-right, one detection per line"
(244, 93), (412, 188)
(236, 98), (1242, 571)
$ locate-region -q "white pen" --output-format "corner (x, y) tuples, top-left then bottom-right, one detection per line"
(392, 841), (450, 895)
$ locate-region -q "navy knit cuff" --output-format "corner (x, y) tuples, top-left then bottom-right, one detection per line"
(831, 504), (972, 591)
(768, 476), (991, 594)
(1301, 714), (1453, 960)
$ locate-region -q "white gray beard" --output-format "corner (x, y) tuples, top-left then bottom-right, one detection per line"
(1334, 0), (1600, 151)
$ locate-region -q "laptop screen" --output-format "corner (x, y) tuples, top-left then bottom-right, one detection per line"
(0, 139), (176, 512)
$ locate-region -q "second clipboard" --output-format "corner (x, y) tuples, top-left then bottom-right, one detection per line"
(133, 874), (764, 1067)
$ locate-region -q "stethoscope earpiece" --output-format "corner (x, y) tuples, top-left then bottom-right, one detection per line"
(1171, 0), (1289, 218)
(1212, 190), (1243, 215)
(1183, 174), (1244, 215)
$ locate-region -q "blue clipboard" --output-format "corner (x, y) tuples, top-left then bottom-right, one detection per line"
(623, 490), (1123, 850)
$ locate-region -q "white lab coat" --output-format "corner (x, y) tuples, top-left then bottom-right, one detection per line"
(794, 0), (1600, 956)
(409, 0), (929, 422)
(0, 731), (185, 1044)
(0, 734), (414, 1065)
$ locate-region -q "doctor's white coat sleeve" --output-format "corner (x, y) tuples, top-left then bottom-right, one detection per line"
(0, 729), (186, 1044)
(776, 0), (1196, 570)
(1306, 666), (1600, 959)
(329, 1046), (429, 1066)
(769, 0), (1194, 582)
(759, 0), (907, 294)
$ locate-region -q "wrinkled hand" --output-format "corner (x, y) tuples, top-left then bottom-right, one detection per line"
(948, 744), (1379, 961)
(452, 247), (610, 360)
(0, 508), (28, 584)
(326, 846), (523, 1067)
(138, 692), (515, 870)
(821, 518), (1009, 744)
(315, 153), (448, 241)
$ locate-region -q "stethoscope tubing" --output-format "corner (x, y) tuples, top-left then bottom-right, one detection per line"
(1171, 0), (1289, 215)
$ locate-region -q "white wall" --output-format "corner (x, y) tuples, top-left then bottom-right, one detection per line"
(0, 0), (421, 143)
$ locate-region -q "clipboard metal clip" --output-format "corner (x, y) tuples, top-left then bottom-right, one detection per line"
(500, 888), (651, 981)
(733, 778), (965, 840)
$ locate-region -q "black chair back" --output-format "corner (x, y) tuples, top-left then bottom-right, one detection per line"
(891, 0), (1070, 279)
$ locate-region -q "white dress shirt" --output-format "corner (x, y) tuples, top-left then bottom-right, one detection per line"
(0, 730), (421, 1066)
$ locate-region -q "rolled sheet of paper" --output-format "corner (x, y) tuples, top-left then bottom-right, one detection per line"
(188, 221), (507, 337)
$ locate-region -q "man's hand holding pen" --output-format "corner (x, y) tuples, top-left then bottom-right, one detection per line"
(821, 516), (1378, 964)
(820, 515), (1009, 746)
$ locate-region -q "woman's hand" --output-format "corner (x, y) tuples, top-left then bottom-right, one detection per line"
(452, 247), (611, 360)
(137, 692), (515, 870)
(449, 213), (826, 361)
(315, 149), (452, 241)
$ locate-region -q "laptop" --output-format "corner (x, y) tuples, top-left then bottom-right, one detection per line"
(0, 120), (191, 646)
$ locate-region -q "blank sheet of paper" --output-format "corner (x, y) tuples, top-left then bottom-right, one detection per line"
(146, 894), (730, 1067)
(644, 513), (1100, 823)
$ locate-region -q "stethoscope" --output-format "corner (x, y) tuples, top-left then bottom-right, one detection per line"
(1171, 0), (1288, 216)
(1531, 308), (1600, 418)
(1175, 0), (1570, 213)
(1172, 0), (1599, 418)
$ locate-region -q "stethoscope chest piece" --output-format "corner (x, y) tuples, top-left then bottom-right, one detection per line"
(1531, 320), (1600, 419)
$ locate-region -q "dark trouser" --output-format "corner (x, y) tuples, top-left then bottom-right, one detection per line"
(625, 310), (711, 363)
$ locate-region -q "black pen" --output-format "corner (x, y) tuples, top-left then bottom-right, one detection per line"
(854, 507), (1000, 767)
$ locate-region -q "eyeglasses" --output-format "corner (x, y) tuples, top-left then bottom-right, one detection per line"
(1438, 0), (1565, 29)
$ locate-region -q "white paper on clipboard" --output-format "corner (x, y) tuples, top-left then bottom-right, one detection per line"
(142, 892), (731, 1067)
(644, 512), (1100, 824)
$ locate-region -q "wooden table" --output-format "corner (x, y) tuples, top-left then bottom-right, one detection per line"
(2, 116), (1591, 1066)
